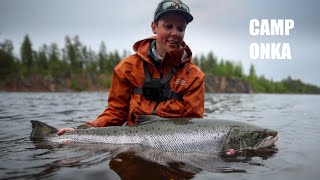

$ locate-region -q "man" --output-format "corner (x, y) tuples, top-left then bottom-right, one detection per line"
(57, 0), (204, 132)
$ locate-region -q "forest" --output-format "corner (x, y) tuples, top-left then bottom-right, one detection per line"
(1, 35), (320, 94)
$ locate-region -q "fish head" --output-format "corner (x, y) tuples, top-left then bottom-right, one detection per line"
(223, 125), (278, 151)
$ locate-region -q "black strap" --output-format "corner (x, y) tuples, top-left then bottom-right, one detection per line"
(132, 61), (183, 101)
(143, 61), (151, 82)
(143, 60), (177, 85)
(160, 67), (177, 85)
(132, 88), (143, 94)
(165, 89), (183, 101)
(132, 88), (183, 101)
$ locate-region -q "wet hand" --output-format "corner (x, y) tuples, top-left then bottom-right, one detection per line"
(226, 149), (236, 156)
(57, 128), (75, 136)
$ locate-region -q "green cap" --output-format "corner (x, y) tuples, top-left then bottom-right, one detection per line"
(154, 0), (193, 23)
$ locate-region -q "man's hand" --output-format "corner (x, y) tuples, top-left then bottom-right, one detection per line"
(56, 128), (75, 136)
(226, 149), (236, 156)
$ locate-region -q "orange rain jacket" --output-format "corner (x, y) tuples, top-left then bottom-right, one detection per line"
(86, 36), (205, 127)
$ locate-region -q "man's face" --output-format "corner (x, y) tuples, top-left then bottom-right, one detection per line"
(151, 13), (187, 57)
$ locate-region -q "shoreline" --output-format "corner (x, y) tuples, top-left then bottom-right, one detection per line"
(0, 74), (252, 93)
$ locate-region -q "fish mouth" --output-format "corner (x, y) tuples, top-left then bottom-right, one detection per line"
(258, 130), (278, 148)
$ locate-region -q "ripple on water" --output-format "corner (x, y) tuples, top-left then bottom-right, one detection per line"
(1, 93), (320, 180)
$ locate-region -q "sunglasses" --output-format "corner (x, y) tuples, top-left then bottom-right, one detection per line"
(159, 1), (190, 12)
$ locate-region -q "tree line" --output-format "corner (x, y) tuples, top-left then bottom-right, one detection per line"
(1, 34), (320, 93)
(0, 34), (129, 77)
(193, 52), (320, 94)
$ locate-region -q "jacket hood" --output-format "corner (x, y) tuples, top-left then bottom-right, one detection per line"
(133, 36), (192, 67)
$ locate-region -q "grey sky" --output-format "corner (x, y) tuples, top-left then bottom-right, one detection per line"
(1, 0), (319, 85)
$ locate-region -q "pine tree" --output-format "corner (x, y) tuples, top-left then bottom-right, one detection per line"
(192, 56), (199, 66)
(86, 48), (98, 73)
(98, 42), (107, 73)
(206, 52), (218, 74)
(233, 62), (243, 77)
(48, 43), (61, 76)
(199, 54), (206, 72)
(249, 64), (256, 81)
(0, 39), (16, 75)
(20, 34), (33, 71)
(65, 36), (77, 72)
(36, 44), (49, 72)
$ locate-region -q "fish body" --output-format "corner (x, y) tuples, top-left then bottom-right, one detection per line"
(30, 115), (278, 153)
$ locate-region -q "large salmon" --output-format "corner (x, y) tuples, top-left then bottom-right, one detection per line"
(30, 115), (278, 153)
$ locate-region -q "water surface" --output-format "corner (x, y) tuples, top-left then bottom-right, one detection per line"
(0, 93), (319, 180)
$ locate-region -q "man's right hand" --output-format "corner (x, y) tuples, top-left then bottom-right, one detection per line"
(56, 128), (75, 136)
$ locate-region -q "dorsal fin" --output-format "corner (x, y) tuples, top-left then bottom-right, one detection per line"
(137, 115), (167, 125)
(30, 120), (58, 140)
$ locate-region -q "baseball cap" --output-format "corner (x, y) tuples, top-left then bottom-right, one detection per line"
(154, 0), (193, 23)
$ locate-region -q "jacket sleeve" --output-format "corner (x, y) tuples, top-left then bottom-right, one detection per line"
(85, 69), (131, 127)
(182, 75), (205, 118)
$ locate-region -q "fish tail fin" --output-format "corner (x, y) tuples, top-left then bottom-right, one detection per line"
(30, 120), (58, 140)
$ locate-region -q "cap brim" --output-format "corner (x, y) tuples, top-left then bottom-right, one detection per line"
(155, 9), (193, 23)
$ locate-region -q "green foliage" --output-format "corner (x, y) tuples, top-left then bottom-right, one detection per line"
(243, 71), (320, 94)
(197, 52), (244, 78)
(3, 34), (125, 77)
(192, 56), (199, 66)
(98, 42), (108, 73)
(2, 34), (320, 94)
(70, 80), (81, 91)
(0, 39), (17, 75)
(106, 79), (112, 89)
(65, 36), (82, 73)
(200, 52), (218, 74)
(105, 50), (121, 74)
(281, 77), (320, 94)
(20, 35), (33, 72)
(35, 44), (49, 72)
(195, 52), (320, 94)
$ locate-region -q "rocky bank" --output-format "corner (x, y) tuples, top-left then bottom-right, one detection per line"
(0, 74), (252, 93)
(205, 75), (253, 93)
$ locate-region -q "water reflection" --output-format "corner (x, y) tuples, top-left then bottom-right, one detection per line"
(108, 146), (278, 179)
(27, 141), (278, 179)
(110, 151), (197, 180)
(4, 93), (320, 179)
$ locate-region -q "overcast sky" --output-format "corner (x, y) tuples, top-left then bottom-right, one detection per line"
(1, 0), (319, 85)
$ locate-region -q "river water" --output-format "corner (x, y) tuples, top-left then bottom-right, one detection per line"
(0, 92), (319, 180)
